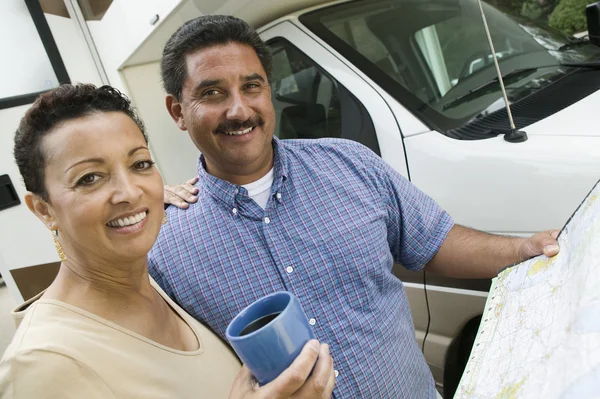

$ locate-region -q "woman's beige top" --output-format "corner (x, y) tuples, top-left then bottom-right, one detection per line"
(0, 278), (241, 398)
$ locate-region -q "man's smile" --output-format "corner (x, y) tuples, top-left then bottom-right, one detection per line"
(221, 126), (256, 136)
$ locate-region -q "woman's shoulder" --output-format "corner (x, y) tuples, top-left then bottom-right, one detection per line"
(5, 298), (119, 361)
(0, 346), (114, 398)
(1, 300), (124, 398)
(2, 300), (116, 397)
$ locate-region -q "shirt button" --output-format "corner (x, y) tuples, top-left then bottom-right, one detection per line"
(234, 188), (239, 195)
(276, 192), (282, 199)
(264, 217), (270, 224)
(334, 370), (339, 378)
(232, 208), (238, 215)
(286, 266), (293, 274)
(309, 318), (316, 326)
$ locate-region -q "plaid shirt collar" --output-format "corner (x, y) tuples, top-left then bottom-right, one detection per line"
(196, 136), (288, 208)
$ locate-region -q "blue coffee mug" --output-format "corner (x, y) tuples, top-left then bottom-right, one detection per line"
(225, 291), (315, 385)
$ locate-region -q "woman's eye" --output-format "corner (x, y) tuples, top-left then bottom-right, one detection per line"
(77, 174), (98, 186)
(134, 160), (155, 170)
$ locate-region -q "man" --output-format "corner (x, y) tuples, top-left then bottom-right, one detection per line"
(149, 15), (559, 398)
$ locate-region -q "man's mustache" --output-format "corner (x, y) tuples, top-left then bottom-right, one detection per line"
(215, 115), (264, 133)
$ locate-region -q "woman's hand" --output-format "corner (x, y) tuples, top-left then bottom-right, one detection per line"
(229, 340), (335, 399)
(164, 177), (199, 209)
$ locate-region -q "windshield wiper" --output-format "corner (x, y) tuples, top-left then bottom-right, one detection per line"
(443, 61), (600, 111)
(557, 37), (590, 51)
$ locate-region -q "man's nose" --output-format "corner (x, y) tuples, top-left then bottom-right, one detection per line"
(225, 91), (252, 122)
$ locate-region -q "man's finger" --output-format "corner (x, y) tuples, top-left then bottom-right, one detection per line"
(543, 244), (560, 257)
(171, 199), (190, 209)
(164, 186), (179, 196)
(540, 231), (560, 257)
(183, 183), (199, 195)
(174, 186), (198, 203)
(550, 229), (560, 239)
(186, 176), (199, 185)
(292, 343), (334, 398)
(262, 340), (320, 398)
(164, 190), (190, 209)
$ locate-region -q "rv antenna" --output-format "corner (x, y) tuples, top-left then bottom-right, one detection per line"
(476, 0), (527, 143)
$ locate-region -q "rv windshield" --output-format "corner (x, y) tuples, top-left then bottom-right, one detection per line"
(300, 0), (600, 132)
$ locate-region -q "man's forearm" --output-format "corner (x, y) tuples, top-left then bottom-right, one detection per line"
(425, 224), (529, 279)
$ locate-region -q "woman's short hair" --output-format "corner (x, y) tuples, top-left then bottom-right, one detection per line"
(13, 84), (147, 202)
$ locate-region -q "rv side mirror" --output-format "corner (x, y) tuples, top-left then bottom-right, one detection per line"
(587, 1), (600, 47)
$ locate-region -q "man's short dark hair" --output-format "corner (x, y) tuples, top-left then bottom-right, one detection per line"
(14, 83), (147, 202)
(161, 15), (272, 101)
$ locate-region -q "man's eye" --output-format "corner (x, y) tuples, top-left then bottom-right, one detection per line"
(203, 89), (220, 97)
(245, 83), (260, 90)
(134, 160), (155, 170)
(77, 174), (99, 186)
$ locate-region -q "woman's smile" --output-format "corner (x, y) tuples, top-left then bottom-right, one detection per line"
(106, 209), (150, 234)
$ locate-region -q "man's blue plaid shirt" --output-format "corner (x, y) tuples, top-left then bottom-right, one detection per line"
(149, 137), (454, 398)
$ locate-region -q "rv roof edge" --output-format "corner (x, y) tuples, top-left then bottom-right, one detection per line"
(120, 0), (333, 70)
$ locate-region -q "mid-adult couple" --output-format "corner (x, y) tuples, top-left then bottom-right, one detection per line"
(0, 15), (559, 399)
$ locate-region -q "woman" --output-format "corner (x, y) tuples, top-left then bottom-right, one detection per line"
(0, 84), (335, 398)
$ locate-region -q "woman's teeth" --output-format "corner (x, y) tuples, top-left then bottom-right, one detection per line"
(107, 211), (147, 228)
(224, 126), (254, 136)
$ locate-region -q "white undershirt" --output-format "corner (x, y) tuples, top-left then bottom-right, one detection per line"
(241, 168), (274, 210)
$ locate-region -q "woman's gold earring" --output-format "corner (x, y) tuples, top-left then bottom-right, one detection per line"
(52, 231), (67, 262)
(162, 212), (168, 225)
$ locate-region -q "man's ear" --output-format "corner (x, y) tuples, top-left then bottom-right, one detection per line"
(166, 95), (187, 131)
(24, 192), (58, 231)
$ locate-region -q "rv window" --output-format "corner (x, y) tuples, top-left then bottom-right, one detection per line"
(267, 38), (380, 155)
